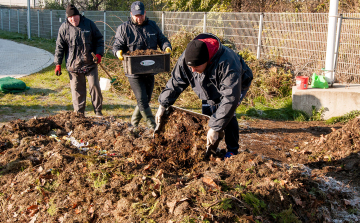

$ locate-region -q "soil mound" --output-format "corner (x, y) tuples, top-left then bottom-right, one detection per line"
(304, 116), (360, 161)
(0, 112), (359, 222)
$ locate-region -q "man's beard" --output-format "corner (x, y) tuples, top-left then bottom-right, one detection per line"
(131, 18), (143, 25)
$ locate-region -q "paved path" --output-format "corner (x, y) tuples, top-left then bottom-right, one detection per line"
(0, 39), (54, 78)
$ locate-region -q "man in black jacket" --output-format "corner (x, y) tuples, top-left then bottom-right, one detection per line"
(112, 1), (172, 129)
(156, 33), (253, 158)
(54, 4), (104, 117)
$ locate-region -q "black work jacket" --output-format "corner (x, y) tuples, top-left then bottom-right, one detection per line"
(158, 33), (253, 131)
(54, 16), (104, 73)
(112, 17), (171, 55)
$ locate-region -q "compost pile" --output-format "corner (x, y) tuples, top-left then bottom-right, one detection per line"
(0, 112), (359, 222)
(127, 49), (165, 56)
(150, 106), (210, 171)
(303, 117), (360, 161)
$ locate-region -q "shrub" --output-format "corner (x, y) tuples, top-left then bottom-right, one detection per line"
(244, 54), (294, 103)
(101, 30), (295, 109)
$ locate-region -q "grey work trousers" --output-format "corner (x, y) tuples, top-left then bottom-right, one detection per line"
(68, 67), (103, 114)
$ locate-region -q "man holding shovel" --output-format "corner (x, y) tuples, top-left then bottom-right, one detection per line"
(54, 4), (104, 117)
(156, 33), (253, 158)
(112, 1), (172, 129)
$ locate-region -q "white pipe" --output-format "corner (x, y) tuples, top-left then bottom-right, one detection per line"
(324, 0), (339, 85)
(256, 13), (264, 59)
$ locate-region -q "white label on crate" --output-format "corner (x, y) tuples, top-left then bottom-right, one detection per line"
(140, 60), (155, 66)
(59, 18), (62, 22)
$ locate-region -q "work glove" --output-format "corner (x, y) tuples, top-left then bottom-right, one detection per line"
(116, 50), (124, 61)
(207, 128), (219, 146)
(55, 65), (62, 76)
(93, 54), (102, 64)
(165, 47), (172, 54)
(155, 105), (166, 125)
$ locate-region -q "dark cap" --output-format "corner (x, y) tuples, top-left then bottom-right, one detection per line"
(185, 40), (209, 66)
(66, 4), (80, 17)
(131, 1), (145, 15)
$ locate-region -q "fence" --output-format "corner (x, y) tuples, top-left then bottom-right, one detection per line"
(1, 8), (360, 81)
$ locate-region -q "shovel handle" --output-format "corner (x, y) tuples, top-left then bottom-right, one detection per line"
(91, 52), (113, 80)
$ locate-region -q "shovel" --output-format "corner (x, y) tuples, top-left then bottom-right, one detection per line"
(91, 52), (115, 80)
(153, 105), (224, 159)
(92, 52), (123, 94)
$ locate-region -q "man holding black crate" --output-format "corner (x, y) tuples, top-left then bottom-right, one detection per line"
(112, 1), (172, 129)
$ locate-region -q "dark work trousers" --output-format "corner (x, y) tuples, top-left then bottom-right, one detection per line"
(127, 75), (154, 111)
(68, 67), (103, 114)
(202, 89), (249, 154)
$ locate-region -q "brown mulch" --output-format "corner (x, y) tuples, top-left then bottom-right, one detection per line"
(0, 111), (359, 222)
(127, 49), (165, 56)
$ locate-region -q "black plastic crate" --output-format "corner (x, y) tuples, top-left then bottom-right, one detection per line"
(123, 53), (170, 74)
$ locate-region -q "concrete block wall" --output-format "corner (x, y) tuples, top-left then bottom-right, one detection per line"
(292, 84), (360, 120)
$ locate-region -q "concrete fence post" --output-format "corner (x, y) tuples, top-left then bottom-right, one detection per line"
(256, 13), (264, 59)
(50, 10), (53, 39)
(9, 9), (11, 32)
(17, 9), (19, 33)
(161, 11), (165, 33)
(27, 0), (31, 39)
(1, 9), (3, 30)
(104, 11), (106, 51)
(37, 10), (40, 37)
(203, 12), (207, 33)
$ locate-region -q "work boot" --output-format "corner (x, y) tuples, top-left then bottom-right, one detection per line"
(74, 110), (85, 117)
(95, 111), (103, 117)
(140, 107), (156, 129)
(131, 106), (142, 127)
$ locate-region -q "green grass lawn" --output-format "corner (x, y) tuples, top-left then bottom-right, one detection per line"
(0, 30), (145, 125)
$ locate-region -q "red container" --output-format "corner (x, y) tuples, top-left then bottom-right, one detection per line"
(296, 76), (309, 90)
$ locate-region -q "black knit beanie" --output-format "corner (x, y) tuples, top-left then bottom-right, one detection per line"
(66, 4), (80, 17)
(185, 40), (209, 66)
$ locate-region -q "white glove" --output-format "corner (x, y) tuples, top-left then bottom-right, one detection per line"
(207, 128), (219, 146)
(155, 105), (166, 125)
